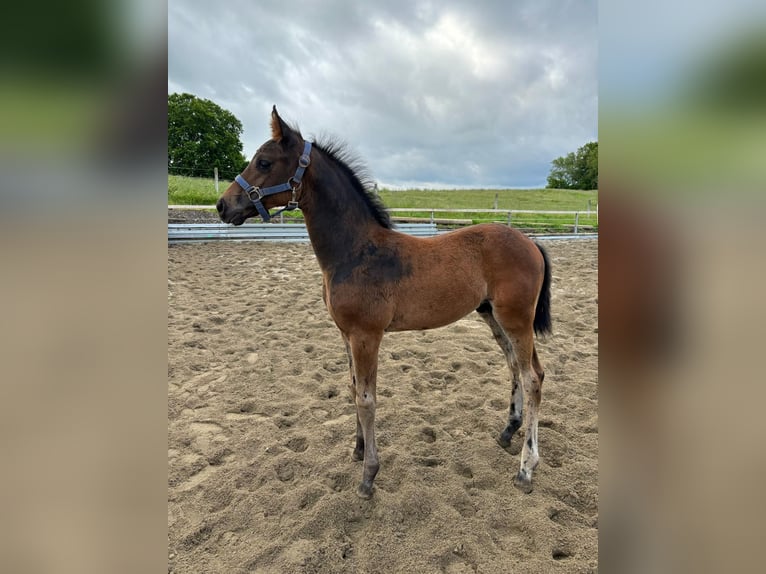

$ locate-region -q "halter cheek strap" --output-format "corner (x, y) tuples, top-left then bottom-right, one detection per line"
(234, 140), (312, 222)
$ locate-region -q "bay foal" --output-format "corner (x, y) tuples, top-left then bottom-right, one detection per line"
(217, 108), (552, 498)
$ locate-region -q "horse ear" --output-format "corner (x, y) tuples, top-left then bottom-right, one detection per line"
(271, 106), (293, 143)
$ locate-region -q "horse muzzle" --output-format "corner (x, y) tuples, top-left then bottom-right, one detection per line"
(216, 197), (248, 226)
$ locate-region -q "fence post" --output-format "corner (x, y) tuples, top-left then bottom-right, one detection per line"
(214, 167), (219, 194)
(587, 199), (591, 215)
(493, 193), (498, 210)
(430, 210), (435, 224)
(507, 211), (512, 227)
(574, 212), (580, 234)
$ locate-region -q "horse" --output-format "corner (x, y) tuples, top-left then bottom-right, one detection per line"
(216, 107), (552, 499)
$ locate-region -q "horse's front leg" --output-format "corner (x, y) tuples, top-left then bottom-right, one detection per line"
(348, 330), (383, 499)
(342, 333), (365, 461)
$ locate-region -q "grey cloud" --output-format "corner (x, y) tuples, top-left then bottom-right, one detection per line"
(169, 0), (597, 187)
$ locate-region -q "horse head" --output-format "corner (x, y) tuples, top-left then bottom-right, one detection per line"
(217, 106), (309, 225)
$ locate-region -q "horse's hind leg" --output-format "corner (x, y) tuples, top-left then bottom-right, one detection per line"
(493, 309), (544, 493)
(342, 333), (365, 462)
(477, 305), (524, 447)
(512, 335), (543, 493)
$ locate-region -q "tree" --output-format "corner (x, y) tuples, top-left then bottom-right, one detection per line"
(684, 27), (766, 113)
(546, 141), (598, 190)
(168, 93), (248, 179)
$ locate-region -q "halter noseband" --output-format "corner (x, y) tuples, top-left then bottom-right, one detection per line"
(234, 140), (312, 222)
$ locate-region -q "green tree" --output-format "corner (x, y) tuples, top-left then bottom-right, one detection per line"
(168, 93), (248, 179)
(684, 27), (766, 113)
(546, 141), (598, 190)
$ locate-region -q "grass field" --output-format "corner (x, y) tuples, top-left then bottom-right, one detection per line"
(379, 188), (598, 231)
(168, 175), (598, 232)
(168, 175), (233, 206)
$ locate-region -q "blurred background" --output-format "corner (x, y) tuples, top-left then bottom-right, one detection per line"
(600, 1), (766, 572)
(0, 1), (167, 573)
(1, 0), (765, 572)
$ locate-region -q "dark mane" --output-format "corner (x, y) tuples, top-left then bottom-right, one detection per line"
(313, 136), (392, 229)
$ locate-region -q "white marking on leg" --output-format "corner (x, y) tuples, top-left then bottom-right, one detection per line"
(518, 370), (540, 480)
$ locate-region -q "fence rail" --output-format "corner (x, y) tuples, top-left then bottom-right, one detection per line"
(168, 205), (598, 234)
(386, 207), (597, 233)
(168, 223), (438, 243)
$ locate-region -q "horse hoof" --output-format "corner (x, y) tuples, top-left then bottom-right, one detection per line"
(513, 471), (533, 494)
(497, 431), (513, 448)
(352, 449), (364, 462)
(357, 482), (374, 500)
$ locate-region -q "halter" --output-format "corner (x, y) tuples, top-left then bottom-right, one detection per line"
(234, 140), (312, 222)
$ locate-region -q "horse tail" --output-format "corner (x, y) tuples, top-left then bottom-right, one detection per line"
(533, 243), (552, 336)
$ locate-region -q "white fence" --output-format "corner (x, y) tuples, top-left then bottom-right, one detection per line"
(168, 205), (598, 235)
(386, 207), (597, 233)
(168, 222), (438, 243)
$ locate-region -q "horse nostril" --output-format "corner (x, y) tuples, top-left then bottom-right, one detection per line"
(216, 198), (225, 215)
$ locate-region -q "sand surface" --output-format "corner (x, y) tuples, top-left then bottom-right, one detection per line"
(168, 238), (598, 573)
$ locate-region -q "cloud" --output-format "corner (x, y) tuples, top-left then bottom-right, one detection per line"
(169, 0), (597, 187)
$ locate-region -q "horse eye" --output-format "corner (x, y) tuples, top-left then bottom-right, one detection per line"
(256, 159), (272, 171)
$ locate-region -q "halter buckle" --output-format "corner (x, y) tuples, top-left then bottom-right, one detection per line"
(246, 187), (263, 201)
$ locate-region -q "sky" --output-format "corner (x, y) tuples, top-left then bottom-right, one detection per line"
(599, 0), (766, 107)
(168, 0), (597, 189)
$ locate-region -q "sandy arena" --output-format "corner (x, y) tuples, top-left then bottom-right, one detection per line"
(168, 238), (597, 573)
